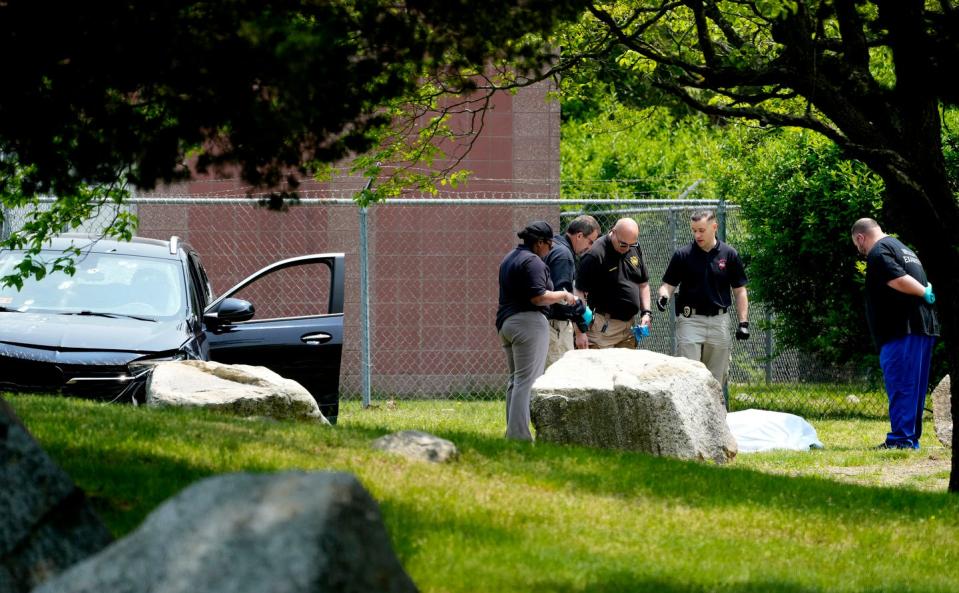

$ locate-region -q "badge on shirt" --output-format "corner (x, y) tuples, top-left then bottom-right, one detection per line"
(630, 256), (639, 267)
(717, 258), (727, 270)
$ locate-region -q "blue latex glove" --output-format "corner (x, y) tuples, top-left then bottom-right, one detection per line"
(573, 300), (593, 333)
(632, 324), (649, 343)
(924, 282), (936, 305)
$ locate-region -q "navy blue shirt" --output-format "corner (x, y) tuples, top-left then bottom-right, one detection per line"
(576, 234), (649, 321)
(496, 245), (553, 331)
(865, 236), (939, 348)
(662, 240), (747, 311)
(544, 233), (579, 321)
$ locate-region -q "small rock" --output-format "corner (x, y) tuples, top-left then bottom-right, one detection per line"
(372, 431), (459, 463)
(845, 394), (861, 405)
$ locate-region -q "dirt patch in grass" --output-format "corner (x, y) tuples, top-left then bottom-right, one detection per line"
(823, 450), (951, 491)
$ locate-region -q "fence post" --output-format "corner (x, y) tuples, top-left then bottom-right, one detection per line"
(765, 307), (773, 385)
(358, 175), (376, 408)
(667, 206), (677, 355)
(717, 197), (728, 408)
(717, 196), (727, 242)
(359, 204), (372, 408)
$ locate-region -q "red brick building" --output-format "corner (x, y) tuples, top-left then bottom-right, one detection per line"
(136, 82), (561, 397)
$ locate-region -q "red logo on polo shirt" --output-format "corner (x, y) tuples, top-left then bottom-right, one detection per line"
(718, 258), (727, 270)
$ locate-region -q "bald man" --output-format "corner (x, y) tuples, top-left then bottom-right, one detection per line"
(851, 218), (939, 450)
(574, 218), (651, 349)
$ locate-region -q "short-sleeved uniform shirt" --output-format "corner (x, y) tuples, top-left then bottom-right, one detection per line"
(662, 240), (747, 312)
(575, 233), (649, 321)
(864, 236), (939, 348)
(496, 244), (553, 331)
(544, 233), (579, 321)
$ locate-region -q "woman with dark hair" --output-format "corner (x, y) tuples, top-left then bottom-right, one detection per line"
(496, 221), (578, 440)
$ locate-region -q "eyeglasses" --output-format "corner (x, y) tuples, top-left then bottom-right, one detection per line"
(612, 230), (639, 249)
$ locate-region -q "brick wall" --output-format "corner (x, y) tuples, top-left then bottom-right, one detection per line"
(136, 81), (560, 396)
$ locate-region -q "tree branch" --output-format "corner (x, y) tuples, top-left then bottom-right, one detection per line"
(687, 0), (718, 66)
(655, 80), (847, 144)
(833, 0), (870, 68)
(703, 1), (745, 49)
(587, 2), (706, 75)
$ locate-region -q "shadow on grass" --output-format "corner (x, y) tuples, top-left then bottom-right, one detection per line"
(361, 424), (959, 524)
(41, 445), (217, 535)
(525, 574), (916, 593)
(12, 393), (958, 537)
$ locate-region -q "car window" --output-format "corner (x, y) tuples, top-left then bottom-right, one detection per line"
(228, 260), (333, 320)
(189, 252), (214, 304)
(0, 251), (186, 318)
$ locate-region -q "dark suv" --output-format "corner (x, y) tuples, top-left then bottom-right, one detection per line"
(0, 235), (345, 422)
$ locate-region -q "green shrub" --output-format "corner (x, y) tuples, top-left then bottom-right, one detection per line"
(720, 130), (884, 368)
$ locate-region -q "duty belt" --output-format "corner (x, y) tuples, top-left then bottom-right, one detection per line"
(680, 306), (728, 318)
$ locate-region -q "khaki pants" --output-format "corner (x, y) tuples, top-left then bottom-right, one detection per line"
(546, 319), (574, 367)
(675, 314), (731, 383)
(586, 312), (637, 349)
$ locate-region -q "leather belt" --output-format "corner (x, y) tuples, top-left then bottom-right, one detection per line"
(680, 306), (728, 318)
(594, 310), (633, 322)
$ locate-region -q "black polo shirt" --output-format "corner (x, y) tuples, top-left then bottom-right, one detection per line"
(575, 234), (649, 321)
(662, 239), (747, 312)
(496, 244), (553, 331)
(864, 236), (939, 348)
(544, 233), (579, 321)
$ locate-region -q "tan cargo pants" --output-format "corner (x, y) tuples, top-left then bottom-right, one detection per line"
(546, 319), (574, 367)
(586, 312), (637, 350)
(675, 313), (731, 383)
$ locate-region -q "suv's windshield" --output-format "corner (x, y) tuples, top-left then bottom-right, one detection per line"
(0, 251), (186, 319)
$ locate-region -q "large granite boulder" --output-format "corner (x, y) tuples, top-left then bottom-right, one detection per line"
(372, 431), (459, 463)
(147, 360), (328, 422)
(33, 471), (418, 593)
(932, 375), (952, 448)
(0, 398), (113, 593)
(530, 349), (737, 463)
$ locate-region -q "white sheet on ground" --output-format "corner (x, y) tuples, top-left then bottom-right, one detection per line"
(727, 408), (824, 453)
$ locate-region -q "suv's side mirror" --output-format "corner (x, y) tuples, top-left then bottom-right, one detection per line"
(204, 297), (255, 327)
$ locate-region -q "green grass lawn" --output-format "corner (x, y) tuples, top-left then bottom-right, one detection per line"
(8, 394), (959, 592)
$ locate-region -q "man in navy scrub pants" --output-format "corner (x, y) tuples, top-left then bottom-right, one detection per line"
(851, 218), (939, 450)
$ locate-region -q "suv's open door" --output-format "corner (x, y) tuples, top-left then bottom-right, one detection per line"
(204, 253), (345, 423)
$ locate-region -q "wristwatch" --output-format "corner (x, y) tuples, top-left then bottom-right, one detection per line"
(640, 309), (652, 317)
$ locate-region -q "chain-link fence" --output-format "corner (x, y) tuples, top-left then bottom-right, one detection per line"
(1, 195), (887, 418)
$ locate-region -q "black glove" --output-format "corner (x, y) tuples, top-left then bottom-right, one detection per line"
(656, 295), (669, 312)
(736, 321), (750, 340)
